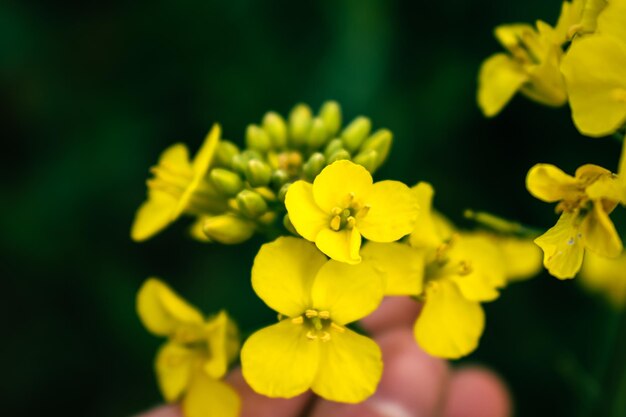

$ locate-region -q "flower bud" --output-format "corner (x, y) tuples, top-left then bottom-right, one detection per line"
(271, 169), (289, 189)
(303, 152), (326, 181)
(283, 213), (298, 235)
(324, 138), (344, 159)
(214, 140), (240, 169)
(289, 103), (312, 147)
(307, 117), (329, 150)
(245, 159), (272, 187)
(263, 111), (288, 149)
(352, 149), (378, 173)
(236, 190), (268, 218)
(203, 214), (255, 244)
(232, 150), (263, 175)
(278, 182), (291, 203)
(319, 101), (342, 138)
(360, 129), (392, 169)
(327, 149), (351, 164)
(341, 116), (371, 152)
(246, 124), (272, 153)
(210, 168), (244, 196)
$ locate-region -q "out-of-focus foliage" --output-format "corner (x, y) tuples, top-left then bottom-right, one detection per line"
(2, 0), (624, 416)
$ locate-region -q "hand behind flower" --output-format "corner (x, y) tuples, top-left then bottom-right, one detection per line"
(138, 297), (511, 417)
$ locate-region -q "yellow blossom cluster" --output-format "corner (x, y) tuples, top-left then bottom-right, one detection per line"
(132, 102), (547, 413)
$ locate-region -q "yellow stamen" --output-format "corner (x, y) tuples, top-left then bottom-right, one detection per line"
(318, 311), (330, 319)
(331, 322), (345, 333)
(306, 330), (317, 340)
(320, 331), (331, 342)
(291, 316), (304, 324)
(305, 309), (319, 318)
(346, 216), (356, 229)
(330, 215), (341, 231)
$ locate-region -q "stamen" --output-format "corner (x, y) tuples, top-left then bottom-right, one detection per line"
(330, 215), (341, 231)
(305, 309), (319, 318)
(331, 322), (345, 333)
(320, 332), (331, 342)
(306, 330), (318, 340)
(331, 207), (343, 216)
(318, 311), (330, 319)
(358, 204), (370, 218)
(291, 316), (304, 324)
(346, 216), (356, 229)
(458, 260), (473, 276)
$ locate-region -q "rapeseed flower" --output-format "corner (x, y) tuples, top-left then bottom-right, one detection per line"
(527, 163), (623, 279)
(131, 125), (227, 241)
(137, 278), (240, 417)
(560, 0), (626, 137)
(477, 0), (577, 117)
(285, 160), (418, 264)
(241, 236), (384, 403)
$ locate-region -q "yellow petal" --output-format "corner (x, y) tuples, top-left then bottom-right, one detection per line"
(561, 35), (626, 137)
(585, 174), (623, 202)
(497, 236), (543, 281)
(312, 160), (373, 212)
(409, 182), (451, 249)
(312, 329), (382, 403)
(521, 43), (567, 107)
(155, 342), (196, 402)
(620, 140), (626, 204)
(361, 242), (424, 296)
(580, 252), (626, 308)
(359, 180), (419, 242)
(203, 311), (240, 379)
(285, 181), (329, 241)
(159, 142), (192, 168)
(131, 192), (178, 242)
(252, 237), (326, 317)
(174, 125), (221, 218)
(415, 280), (485, 359)
(534, 212), (585, 279)
(315, 227), (362, 264)
(241, 320), (320, 398)
(597, 0), (626, 41)
(136, 278), (204, 337)
(448, 234), (506, 302)
(526, 164), (579, 202)
(477, 53), (529, 117)
(581, 201), (623, 258)
(183, 372), (240, 417)
(311, 259), (384, 325)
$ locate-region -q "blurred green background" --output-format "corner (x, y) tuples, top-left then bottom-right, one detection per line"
(3, 0), (625, 416)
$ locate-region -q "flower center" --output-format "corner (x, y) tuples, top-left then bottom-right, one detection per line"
(328, 193), (370, 231)
(424, 234), (474, 282)
(291, 309), (345, 342)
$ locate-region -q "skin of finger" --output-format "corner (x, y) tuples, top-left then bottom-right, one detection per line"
(134, 404), (181, 417)
(360, 297), (422, 335)
(309, 328), (450, 417)
(225, 368), (314, 417)
(441, 366), (512, 417)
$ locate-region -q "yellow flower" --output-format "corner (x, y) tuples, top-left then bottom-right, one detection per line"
(285, 160), (419, 264)
(477, 6), (572, 117)
(620, 140), (626, 204)
(241, 237), (384, 403)
(560, 0), (626, 136)
(488, 234), (543, 282)
(137, 278), (240, 417)
(131, 124), (228, 241)
(580, 252), (626, 308)
(527, 163), (623, 279)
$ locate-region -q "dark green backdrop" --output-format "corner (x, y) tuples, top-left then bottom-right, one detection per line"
(3, 0), (624, 416)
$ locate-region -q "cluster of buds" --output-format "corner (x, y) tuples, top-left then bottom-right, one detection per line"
(131, 101), (393, 245)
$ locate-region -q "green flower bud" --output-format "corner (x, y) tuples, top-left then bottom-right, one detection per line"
(307, 117), (329, 150)
(271, 169), (289, 189)
(324, 138), (344, 159)
(278, 182), (291, 203)
(319, 101), (342, 138)
(352, 149), (378, 173)
(327, 149), (351, 164)
(263, 111), (288, 149)
(232, 150), (263, 175)
(245, 159), (272, 187)
(303, 152), (326, 181)
(246, 124), (271, 153)
(289, 103), (312, 147)
(341, 116), (371, 152)
(236, 190), (268, 218)
(214, 140), (240, 169)
(283, 213), (298, 235)
(360, 129), (392, 170)
(210, 168), (244, 196)
(203, 214), (255, 244)
(254, 186), (277, 202)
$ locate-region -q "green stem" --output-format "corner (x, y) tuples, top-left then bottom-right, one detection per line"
(594, 308), (626, 417)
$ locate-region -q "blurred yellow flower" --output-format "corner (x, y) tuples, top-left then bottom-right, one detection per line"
(580, 252), (626, 308)
(285, 160), (418, 264)
(620, 140), (626, 204)
(241, 237), (384, 403)
(527, 163), (623, 279)
(477, 3), (573, 117)
(136, 278), (240, 417)
(131, 124), (228, 241)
